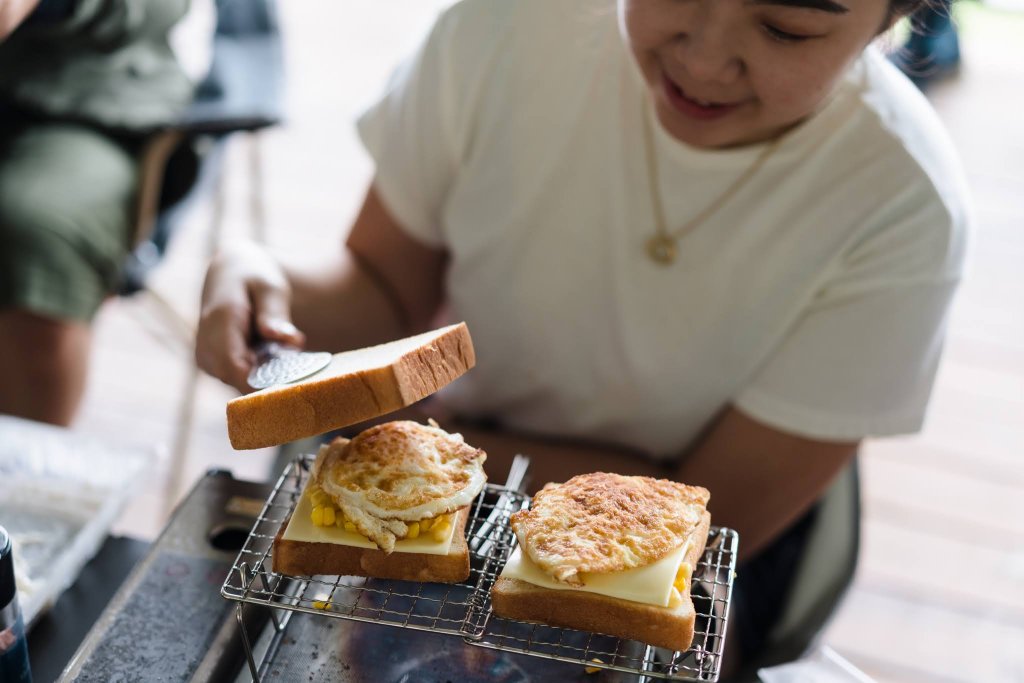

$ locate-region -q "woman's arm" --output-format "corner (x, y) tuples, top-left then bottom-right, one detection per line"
(286, 184), (448, 350)
(673, 407), (858, 560)
(442, 406), (857, 563)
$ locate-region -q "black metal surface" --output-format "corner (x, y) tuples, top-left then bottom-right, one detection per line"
(58, 471), (273, 682)
(259, 609), (628, 683)
(27, 535), (149, 683)
(71, 552), (232, 682)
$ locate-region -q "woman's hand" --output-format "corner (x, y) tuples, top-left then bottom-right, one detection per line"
(194, 183), (448, 393)
(195, 240), (305, 393)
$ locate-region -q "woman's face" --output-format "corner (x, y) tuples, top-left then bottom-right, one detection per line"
(621, 0), (893, 148)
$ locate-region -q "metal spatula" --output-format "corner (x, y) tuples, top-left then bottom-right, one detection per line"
(246, 341), (332, 390)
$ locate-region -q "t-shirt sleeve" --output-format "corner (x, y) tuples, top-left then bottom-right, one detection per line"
(355, 4), (480, 247)
(734, 182), (968, 442)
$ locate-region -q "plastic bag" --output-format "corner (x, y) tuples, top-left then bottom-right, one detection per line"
(0, 415), (153, 626)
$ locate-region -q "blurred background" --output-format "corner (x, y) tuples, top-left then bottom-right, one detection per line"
(38, 0), (1024, 681)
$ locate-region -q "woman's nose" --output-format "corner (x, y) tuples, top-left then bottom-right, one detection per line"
(672, 12), (744, 85)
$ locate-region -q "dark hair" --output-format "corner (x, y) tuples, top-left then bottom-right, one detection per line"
(881, 0), (936, 34)
(888, 0), (933, 20)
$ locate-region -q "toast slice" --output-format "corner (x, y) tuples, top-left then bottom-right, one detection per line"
(227, 323), (474, 449)
(273, 507), (471, 583)
(491, 510), (711, 652)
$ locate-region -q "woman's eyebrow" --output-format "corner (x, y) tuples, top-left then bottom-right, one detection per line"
(747, 0), (851, 13)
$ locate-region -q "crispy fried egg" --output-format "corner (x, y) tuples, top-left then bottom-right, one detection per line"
(510, 472), (709, 586)
(314, 420), (487, 552)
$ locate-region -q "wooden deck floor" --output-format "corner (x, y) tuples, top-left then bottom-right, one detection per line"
(69, 2), (1023, 681)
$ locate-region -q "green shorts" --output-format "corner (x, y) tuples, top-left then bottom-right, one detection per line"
(0, 119), (139, 322)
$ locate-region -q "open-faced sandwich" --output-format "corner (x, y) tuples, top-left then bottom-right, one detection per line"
(273, 420), (487, 583)
(491, 472), (711, 651)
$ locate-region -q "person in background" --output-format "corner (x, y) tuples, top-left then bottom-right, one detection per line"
(0, 0), (191, 425)
(196, 0), (969, 677)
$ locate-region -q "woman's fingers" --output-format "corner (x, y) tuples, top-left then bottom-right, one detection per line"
(196, 296), (256, 393)
(250, 279), (305, 348)
(196, 242), (290, 393)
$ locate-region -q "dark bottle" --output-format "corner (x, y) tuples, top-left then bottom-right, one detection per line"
(0, 526), (32, 683)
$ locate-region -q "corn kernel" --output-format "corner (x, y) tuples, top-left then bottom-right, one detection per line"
(322, 506), (336, 526)
(311, 505), (326, 526)
(310, 489), (331, 507)
(406, 522), (420, 539)
(674, 562), (692, 593)
(344, 521), (357, 533)
(420, 517), (434, 531)
(431, 520), (451, 542)
(585, 658), (604, 674)
(312, 600), (330, 610)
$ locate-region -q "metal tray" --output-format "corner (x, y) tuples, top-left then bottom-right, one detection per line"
(221, 455), (738, 681)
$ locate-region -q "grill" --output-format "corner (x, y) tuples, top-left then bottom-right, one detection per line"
(221, 455), (738, 681)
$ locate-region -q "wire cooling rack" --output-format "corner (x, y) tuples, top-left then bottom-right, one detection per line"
(466, 525), (739, 680)
(221, 455), (738, 682)
(220, 454), (528, 637)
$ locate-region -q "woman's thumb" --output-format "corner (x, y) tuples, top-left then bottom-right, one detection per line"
(251, 285), (305, 346)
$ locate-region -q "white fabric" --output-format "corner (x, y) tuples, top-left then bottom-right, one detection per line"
(357, 0), (969, 459)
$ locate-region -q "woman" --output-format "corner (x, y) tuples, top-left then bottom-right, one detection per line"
(196, 0), (968, 676)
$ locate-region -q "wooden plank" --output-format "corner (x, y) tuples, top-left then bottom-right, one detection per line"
(860, 456), (1024, 541)
(942, 334), (1024, 381)
(855, 517), (1024, 616)
(825, 585), (1024, 683)
(863, 439), (1024, 493)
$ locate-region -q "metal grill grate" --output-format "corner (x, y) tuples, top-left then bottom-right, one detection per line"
(222, 455), (738, 681)
(466, 524), (739, 680)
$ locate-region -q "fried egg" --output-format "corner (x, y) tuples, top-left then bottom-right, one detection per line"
(314, 420), (487, 552)
(510, 472), (709, 586)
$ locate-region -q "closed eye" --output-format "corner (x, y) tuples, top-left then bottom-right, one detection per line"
(762, 24), (814, 42)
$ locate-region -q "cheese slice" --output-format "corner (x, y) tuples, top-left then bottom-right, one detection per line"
(499, 539), (693, 607)
(281, 483), (457, 555)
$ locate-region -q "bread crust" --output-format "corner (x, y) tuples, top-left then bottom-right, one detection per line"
(272, 508), (471, 583)
(491, 511), (711, 652)
(227, 323), (475, 450)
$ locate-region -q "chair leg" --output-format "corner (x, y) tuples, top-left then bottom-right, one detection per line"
(131, 130), (186, 251)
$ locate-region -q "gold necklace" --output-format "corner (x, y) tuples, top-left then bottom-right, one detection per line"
(641, 96), (785, 265)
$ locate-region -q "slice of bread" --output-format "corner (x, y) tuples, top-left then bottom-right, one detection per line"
(272, 508), (471, 583)
(227, 323), (474, 449)
(490, 511), (711, 652)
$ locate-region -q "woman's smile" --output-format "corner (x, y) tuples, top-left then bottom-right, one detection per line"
(660, 70), (747, 121)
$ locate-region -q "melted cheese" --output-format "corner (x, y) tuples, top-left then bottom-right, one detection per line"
(281, 483), (456, 555)
(499, 539), (693, 607)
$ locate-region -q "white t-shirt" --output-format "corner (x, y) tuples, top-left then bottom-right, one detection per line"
(357, 0), (969, 460)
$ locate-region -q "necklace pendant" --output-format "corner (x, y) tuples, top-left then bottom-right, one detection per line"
(646, 235), (678, 265)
